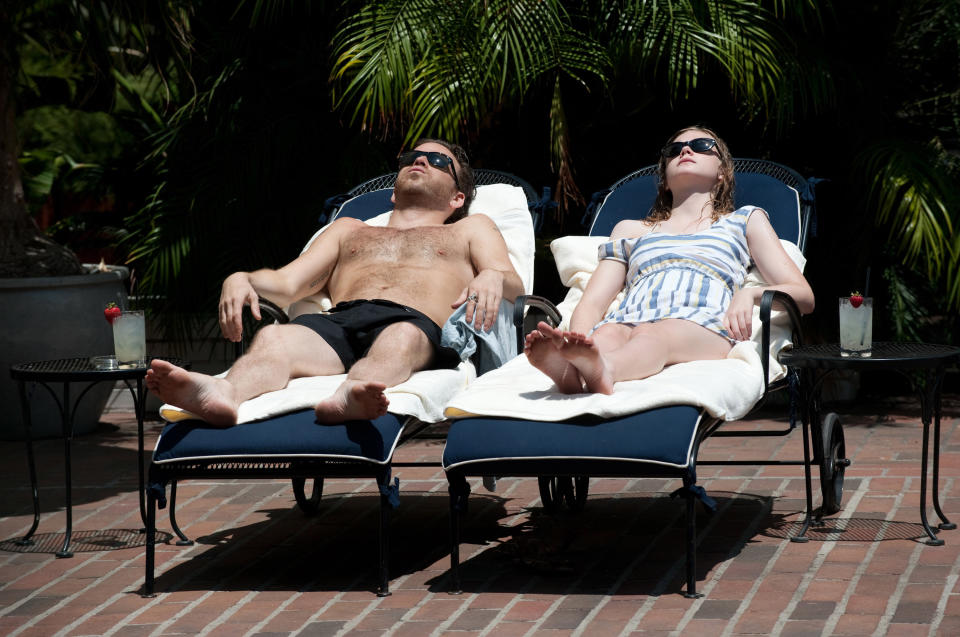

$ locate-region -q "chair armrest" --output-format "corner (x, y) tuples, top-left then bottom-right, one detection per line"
(759, 289), (805, 396)
(257, 298), (291, 325)
(513, 295), (563, 354)
(233, 299), (292, 359)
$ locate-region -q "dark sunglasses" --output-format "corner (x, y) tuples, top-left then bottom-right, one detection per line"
(662, 137), (718, 158)
(398, 150), (460, 190)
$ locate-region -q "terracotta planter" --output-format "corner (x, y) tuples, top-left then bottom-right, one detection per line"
(1, 265), (129, 440)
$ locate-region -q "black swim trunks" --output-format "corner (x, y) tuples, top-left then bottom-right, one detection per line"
(289, 299), (462, 371)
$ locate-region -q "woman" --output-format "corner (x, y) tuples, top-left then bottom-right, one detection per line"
(526, 125), (815, 394)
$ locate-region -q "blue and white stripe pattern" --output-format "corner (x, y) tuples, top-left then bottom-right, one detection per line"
(594, 206), (763, 342)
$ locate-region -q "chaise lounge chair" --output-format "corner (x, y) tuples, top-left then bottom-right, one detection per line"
(441, 159), (847, 598)
(143, 169), (546, 597)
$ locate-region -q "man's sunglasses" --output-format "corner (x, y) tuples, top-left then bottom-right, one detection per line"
(398, 150), (460, 190)
(662, 137), (718, 158)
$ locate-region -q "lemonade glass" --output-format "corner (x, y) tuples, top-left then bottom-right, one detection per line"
(113, 310), (146, 368)
(839, 297), (872, 357)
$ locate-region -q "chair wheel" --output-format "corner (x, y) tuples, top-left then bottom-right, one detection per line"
(292, 477), (324, 515)
(819, 413), (847, 515)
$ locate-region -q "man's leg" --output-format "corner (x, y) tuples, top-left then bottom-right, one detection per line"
(147, 323), (346, 426)
(314, 321), (435, 423)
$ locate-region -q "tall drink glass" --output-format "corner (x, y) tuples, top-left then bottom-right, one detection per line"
(113, 310), (146, 368)
(839, 297), (872, 357)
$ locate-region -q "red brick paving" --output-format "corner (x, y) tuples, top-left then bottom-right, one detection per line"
(0, 395), (958, 635)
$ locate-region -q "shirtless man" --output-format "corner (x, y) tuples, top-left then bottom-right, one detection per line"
(146, 139), (524, 425)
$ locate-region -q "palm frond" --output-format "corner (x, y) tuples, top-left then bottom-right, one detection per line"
(331, 0), (442, 135)
(860, 140), (957, 283)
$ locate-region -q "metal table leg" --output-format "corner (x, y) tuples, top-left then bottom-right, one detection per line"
(15, 381), (40, 547)
(931, 369), (955, 530)
(57, 381), (75, 558)
(917, 370), (944, 546)
(123, 378), (149, 529)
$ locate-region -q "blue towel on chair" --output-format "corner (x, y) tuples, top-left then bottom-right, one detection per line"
(441, 300), (517, 375)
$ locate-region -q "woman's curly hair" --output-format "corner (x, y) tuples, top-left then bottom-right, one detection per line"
(647, 125), (735, 225)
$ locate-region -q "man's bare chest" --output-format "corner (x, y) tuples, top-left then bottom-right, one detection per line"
(339, 226), (467, 266)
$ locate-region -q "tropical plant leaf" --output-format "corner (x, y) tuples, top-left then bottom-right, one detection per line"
(860, 140), (957, 288)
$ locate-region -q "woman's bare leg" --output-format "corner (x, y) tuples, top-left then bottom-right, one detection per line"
(600, 319), (732, 382)
(555, 320), (732, 392)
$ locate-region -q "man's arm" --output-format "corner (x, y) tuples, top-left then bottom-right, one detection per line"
(219, 218), (357, 341)
(456, 213), (525, 331)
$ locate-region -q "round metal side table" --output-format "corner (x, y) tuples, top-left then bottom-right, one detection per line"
(780, 342), (960, 545)
(10, 356), (187, 557)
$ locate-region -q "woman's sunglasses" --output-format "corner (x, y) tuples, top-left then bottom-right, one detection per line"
(398, 150), (460, 190)
(662, 137), (718, 158)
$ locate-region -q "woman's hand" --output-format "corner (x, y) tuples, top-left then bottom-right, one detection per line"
(219, 272), (260, 342)
(723, 287), (760, 341)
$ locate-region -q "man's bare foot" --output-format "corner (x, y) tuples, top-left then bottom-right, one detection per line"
(525, 324), (583, 393)
(315, 380), (389, 424)
(146, 359), (239, 426)
(557, 331), (615, 395)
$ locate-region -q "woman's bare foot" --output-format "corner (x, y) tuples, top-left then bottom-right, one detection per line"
(146, 359), (239, 426)
(314, 380), (389, 424)
(557, 331), (615, 395)
(524, 323), (583, 393)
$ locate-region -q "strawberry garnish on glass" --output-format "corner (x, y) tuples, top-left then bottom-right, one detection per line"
(849, 292), (864, 308)
(104, 302), (122, 324)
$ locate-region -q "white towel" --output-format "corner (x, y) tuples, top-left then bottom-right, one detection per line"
(444, 340), (766, 422)
(160, 362), (475, 424)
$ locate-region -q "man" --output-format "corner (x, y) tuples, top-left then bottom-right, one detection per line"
(146, 139), (524, 425)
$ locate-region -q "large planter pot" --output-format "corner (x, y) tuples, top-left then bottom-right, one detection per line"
(1, 265), (129, 440)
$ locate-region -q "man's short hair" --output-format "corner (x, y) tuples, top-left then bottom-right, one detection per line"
(413, 138), (475, 223)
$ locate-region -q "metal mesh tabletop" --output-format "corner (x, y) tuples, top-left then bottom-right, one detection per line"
(780, 342), (960, 370)
(11, 356), (186, 381)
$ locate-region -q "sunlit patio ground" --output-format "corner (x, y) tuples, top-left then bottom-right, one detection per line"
(1, 390), (959, 636)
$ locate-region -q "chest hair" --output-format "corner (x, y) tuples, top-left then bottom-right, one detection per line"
(340, 225), (466, 266)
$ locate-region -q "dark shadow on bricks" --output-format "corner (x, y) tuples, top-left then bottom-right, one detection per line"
(426, 490), (775, 597)
(0, 420), (160, 519)
(145, 490), (509, 595)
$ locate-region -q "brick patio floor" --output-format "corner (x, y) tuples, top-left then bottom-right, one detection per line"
(1, 394), (958, 636)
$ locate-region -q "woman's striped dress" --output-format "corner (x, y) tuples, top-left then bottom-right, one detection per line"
(594, 205), (763, 342)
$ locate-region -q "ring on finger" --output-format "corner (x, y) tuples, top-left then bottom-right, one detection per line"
(468, 293), (478, 302)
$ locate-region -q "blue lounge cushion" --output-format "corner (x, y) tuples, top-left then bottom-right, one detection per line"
(590, 172), (800, 243)
(443, 405), (703, 477)
(152, 409), (405, 465)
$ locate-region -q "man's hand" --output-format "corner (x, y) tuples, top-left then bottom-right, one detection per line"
(723, 287), (760, 341)
(219, 272), (261, 342)
(452, 269), (505, 331)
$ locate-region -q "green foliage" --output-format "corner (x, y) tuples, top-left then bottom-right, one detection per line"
(18, 106), (132, 206)
(11, 0), (960, 347)
(330, 1), (820, 208)
(861, 141), (957, 284)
